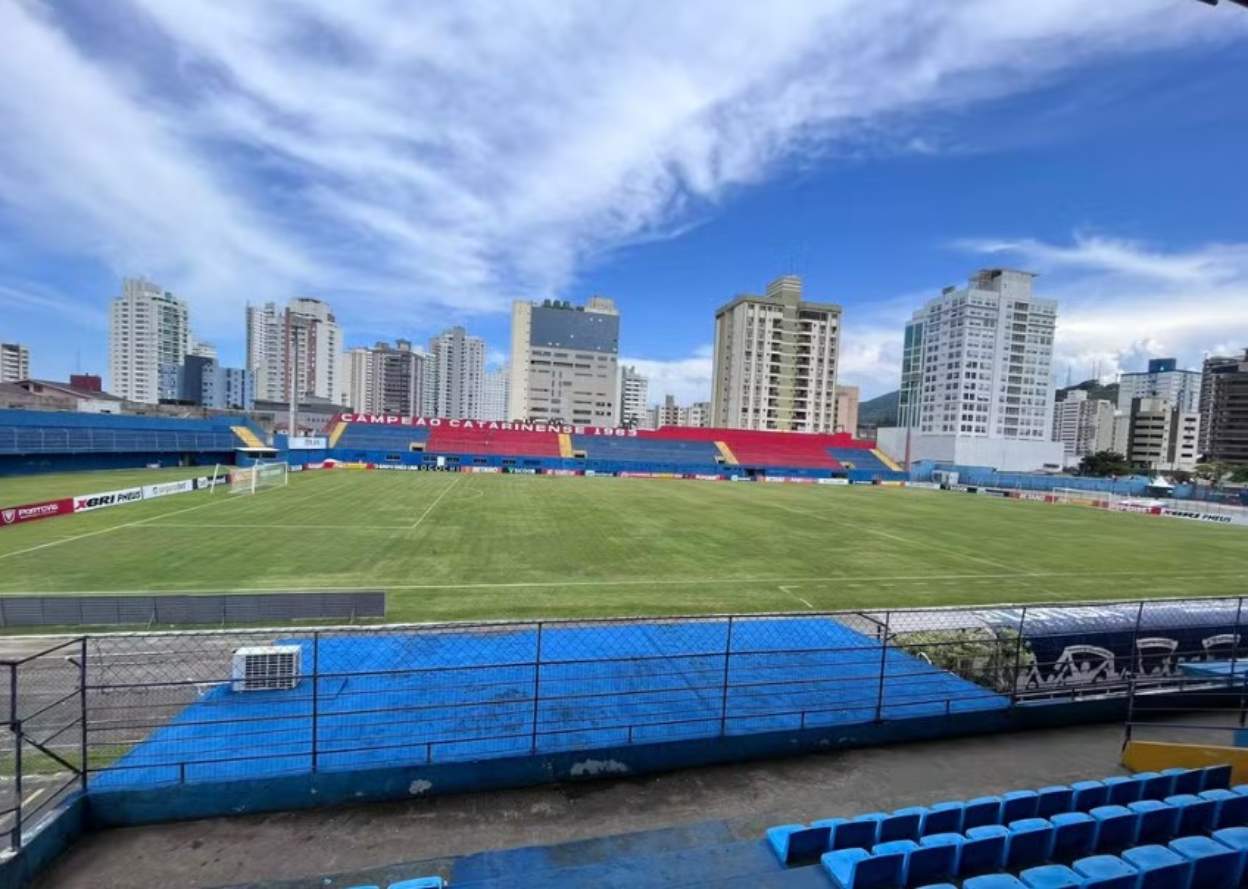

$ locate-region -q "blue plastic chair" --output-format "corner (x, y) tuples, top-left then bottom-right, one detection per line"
(1007, 818), (1055, 870)
(1211, 826), (1248, 884)
(1170, 834), (1239, 889)
(962, 825), (1009, 876)
(388, 879), (445, 889)
(918, 832), (964, 875)
(1049, 811), (1096, 862)
(963, 876), (1026, 888)
(1089, 805), (1139, 853)
(1165, 768), (1204, 796)
(1018, 864), (1082, 888)
(822, 846), (905, 889)
(1002, 790), (1040, 823)
(1199, 765), (1233, 792)
(1120, 844), (1194, 889)
(1128, 798), (1180, 845)
(874, 838), (956, 888)
(1072, 854), (1140, 889)
(1071, 780), (1109, 811)
(1036, 786), (1074, 819)
(1201, 788), (1248, 830)
(1136, 771), (1176, 803)
(1103, 775), (1143, 806)
(922, 802), (964, 836)
(767, 823), (830, 864)
(964, 796), (1004, 830)
(879, 808), (924, 843)
(1167, 793), (1218, 837)
(818, 817), (882, 852)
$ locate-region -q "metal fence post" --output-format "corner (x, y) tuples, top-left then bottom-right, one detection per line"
(1010, 607), (1028, 703)
(1131, 600), (1145, 682)
(10, 663), (20, 850)
(79, 636), (88, 791)
(530, 622), (543, 754)
(719, 616), (734, 737)
(874, 611), (892, 722)
(310, 631), (319, 773)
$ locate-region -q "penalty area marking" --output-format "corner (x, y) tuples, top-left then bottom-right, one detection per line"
(779, 584), (814, 609)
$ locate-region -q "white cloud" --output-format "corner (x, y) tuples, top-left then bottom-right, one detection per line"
(621, 347), (714, 406)
(1, 0), (1244, 357)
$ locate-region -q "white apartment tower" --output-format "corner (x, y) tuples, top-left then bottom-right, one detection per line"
(344, 340), (432, 417)
(710, 275), (841, 432)
(508, 296), (620, 425)
(0, 342), (30, 383)
(480, 367), (509, 421)
(428, 326), (486, 419)
(618, 365), (649, 428)
(1052, 389), (1115, 463)
(1118, 358), (1201, 414)
(109, 277), (190, 404)
(247, 299), (343, 405)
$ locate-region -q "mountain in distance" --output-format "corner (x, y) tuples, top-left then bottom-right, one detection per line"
(858, 389), (900, 427)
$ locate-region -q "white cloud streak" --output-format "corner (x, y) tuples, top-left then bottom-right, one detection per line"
(0, 0), (1244, 362)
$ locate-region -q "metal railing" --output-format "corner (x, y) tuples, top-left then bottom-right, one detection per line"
(2, 594), (1247, 853)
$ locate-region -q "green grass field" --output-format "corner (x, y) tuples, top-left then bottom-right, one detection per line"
(0, 467), (1245, 622)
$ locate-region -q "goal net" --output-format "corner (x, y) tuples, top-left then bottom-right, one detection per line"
(227, 461), (289, 495)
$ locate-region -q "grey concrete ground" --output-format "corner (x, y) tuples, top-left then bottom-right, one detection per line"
(35, 720), (1135, 889)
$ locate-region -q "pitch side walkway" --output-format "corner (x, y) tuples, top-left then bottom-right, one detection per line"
(37, 719), (1135, 889)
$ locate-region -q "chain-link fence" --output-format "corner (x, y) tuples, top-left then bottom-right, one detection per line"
(2, 596), (1246, 852)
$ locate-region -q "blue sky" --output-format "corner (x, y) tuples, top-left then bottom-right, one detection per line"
(2, 1), (1247, 402)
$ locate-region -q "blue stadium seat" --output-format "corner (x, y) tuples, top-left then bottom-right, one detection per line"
(1211, 826), (1248, 883)
(1128, 799), (1180, 845)
(1137, 771), (1177, 802)
(1049, 811), (1096, 862)
(873, 838), (956, 888)
(887, 807), (927, 842)
(388, 879), (445, 889)
(766, 823), (830, 864)
(918, 832), (964, 874)
(1071, 780), (1110, 811)
(1006, 818), (1055, 870)
(922, 802), (964, 836)
(1200, 788), (1248, 829)
(962, 876), (1026, 888)
(1071, 854), (1140, 889)
(1019, 864), (1083, 887)
(962, 825), (1009, 875)
(822, 846), (905, 889)
(818, 816), (881, 852)
(1119, 844), (1192, 888)
(964, 796), (1004, 830)
(1103, 775), (1144, 805)
(1002, 790), (1040, 823)
(1168, 794), (1218, 837)
(1169, 834), (1240, 888)
(1200, 766), (1233, 792)
(1036, 786), (1074, 819)
(1165, 768), (1206, 796)
(1089, 805), (1139, 853)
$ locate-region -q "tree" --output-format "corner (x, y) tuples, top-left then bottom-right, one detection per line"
(1078, 450), (1132, 477)
(1195, 461), (1231, 488)
(1232, 466), (1248, 484)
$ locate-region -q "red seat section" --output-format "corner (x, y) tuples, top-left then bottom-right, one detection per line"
(427, 426), (561, 457)
(640, 426), (860, 470)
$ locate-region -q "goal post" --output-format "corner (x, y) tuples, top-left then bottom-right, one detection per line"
(228, 461), (289, 495)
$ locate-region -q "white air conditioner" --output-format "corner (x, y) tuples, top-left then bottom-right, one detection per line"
(231, 645), (302, 692)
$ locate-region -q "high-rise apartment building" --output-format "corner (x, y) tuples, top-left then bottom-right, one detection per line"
(344, 340), (432, 417)
(1118, 358), (1201, 413)
(0, 342), (30, 383)
(1122, 397), (1199, 472)
(480, 367), (509, 421)
(618, 365), (649, 427)
(1200, 350), (1248, 465)
(246, 299), (343, 406)
(508, 297), (620, 425)
(834, 385), (859, 436)
(710, 275), (841, 433)
(178, 355), (254, 410)
(881, 268), (1063, 471)
(428, 326), (485, 420)
(682, 401), (711, 428)
(1052, 389), (1115, 463)
(109, 277), (191, 404)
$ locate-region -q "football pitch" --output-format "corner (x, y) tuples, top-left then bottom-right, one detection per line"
(0, 467), (1245, 623)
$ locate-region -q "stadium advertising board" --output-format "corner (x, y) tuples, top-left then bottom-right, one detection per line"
(817, 478), (851, 485)
(143, 479), (195, 499)
(0, 498), (75, 527)
(287, 436), (328, 450)
(73, 487), (144, 512)
(1161, 506), (1247, 526)
(337, 413), (640, 437)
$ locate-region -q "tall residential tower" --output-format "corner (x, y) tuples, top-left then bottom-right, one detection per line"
(109, 277), (190, 404)
(508, 297), (620, 425)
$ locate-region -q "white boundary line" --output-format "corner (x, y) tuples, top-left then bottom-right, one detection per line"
(409, 476), (462, 529)
(13, 568), (1248, 596)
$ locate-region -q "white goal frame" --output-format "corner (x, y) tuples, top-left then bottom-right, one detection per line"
(227, 461), (289, 495)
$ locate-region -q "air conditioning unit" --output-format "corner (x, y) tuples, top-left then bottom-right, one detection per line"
(232, 645), (302, 692)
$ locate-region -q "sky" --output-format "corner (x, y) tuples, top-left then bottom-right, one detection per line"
(2, 1), (1247, 403)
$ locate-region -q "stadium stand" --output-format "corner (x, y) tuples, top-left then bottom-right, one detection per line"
(334, 422), (432, 452)
(428, 425), (561, 458)
(0, 408), (262, 474)
(569, 434), (723, 467)
(765, 764), (1248, 889)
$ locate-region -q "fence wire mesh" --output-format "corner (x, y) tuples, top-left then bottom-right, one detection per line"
(2, 595), (1246, 852)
